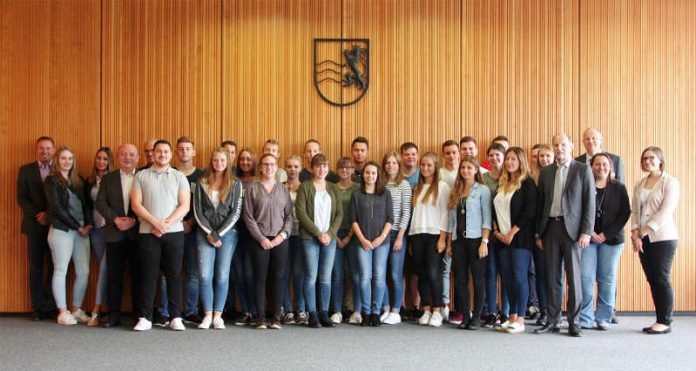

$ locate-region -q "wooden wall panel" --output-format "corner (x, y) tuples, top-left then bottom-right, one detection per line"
(102, 0), (221, 168)
(462, 0), (579, 153)
(1, 0), (694, 313)
(222, 0), (341, 168)
(341, 0), (461, 159)
(580, 0), (696, 311)
(0, 0), (101, 312)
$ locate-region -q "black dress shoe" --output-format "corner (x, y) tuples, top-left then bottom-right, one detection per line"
(568, 325), (583, 337)
(30, 312), (43, 321)
(642, 326), (652, 333)
(646, 326), (671, 335)
(103, 320), (121, 328)
(534, 322), (560, 334)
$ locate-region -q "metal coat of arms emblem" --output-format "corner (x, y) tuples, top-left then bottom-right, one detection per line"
(313, 38), (369, 107)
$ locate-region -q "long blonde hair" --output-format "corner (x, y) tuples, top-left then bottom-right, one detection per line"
(51, 145), (83, 191)
(413, 152), (440, 205)
(498, 147), (529, 193)
(201, 148), (236, 202)
(447, 156), (483, 209)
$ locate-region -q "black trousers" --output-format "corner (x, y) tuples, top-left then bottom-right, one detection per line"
(27, 232), (56, 313)
(249, 238), (288, 319)
(543, 219), (582, 325)
(107, 237), (141, 319)
(410, 233), (444, 308)
(639, 238), (677, 326)
(452, 238), (486, 322)
(139, 232), (184, 320)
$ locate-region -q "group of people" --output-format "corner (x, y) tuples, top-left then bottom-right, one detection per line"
(17, 128), (680, 336)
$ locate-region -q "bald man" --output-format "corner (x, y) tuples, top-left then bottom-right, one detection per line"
(576, 128), (624, 183)
(95, 143), (142, 328)
(535, 133), (595, 337)
(138, 138), (157, 170)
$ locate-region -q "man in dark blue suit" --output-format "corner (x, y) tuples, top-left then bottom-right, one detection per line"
(17, 136), (57, 320)
(95, 143), (142, 327)
(535, 133), (595, 337)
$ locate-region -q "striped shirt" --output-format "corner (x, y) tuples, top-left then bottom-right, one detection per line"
(386, 180), (412, 231)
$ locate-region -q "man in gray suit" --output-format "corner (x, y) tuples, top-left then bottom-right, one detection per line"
(534, 133), (595, 337)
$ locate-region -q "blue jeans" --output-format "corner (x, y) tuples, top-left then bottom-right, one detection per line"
(331, 230), (352, 313)
(441, 254), (452, 308)
(48, 227), (90, 309)
(357, 240), (390, 314)
(485, 239), (510, 316)
(198, 230), (238, 312)
(532, 244), (548, 311)
(89, 227), (108, 305)
(381, 231), (407, 311)
(183, 231), (200, 316)
(303, 239), (337, 313)
(580, 242), (624, 326)
(498, 246), (531, 316)
(283, 236), (305, 313)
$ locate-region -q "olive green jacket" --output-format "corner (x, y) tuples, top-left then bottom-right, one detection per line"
(295, 180), (343, 240)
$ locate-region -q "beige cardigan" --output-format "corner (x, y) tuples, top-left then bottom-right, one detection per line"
(631, 172), (680, 242)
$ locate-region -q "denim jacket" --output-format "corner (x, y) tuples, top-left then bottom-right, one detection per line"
(447, 182), (492, 240)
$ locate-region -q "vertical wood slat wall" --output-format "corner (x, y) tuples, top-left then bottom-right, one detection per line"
(0, 0), (694, 312)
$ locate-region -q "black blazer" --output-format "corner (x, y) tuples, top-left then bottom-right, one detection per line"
(493, 177), (537, 249)
(576, 152), (625, 184)
(536, 160), (596, 240)
(44, 175), (92, 232)
(95, 170), (139, 243)
(17, 162), (49, 234)
(594, 181), (631, 245)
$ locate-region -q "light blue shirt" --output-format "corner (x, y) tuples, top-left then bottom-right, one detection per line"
(447, 182), (492, 240)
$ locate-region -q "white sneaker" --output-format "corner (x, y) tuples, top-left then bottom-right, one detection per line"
(71, 309), (90, 323)
(379, 311), (391, 323)
(213, 317), (226, 330)
(170, 317), (186, 331)
(133, 317), (152, 331)
(506, 322), (525, 334)
(198, 316), (212, 329)
(442, 306), (450, 321)
(428, 312), (443, 327)
(383, 312), (402, 325)
(418, 311), (432, 326)
(348, 312), (362, 325)
(330, 312), (343, 324)
(57, 311), (77, 325)
(495, 320), (510, 332)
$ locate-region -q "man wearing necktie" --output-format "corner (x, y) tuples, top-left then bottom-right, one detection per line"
(534, 133), (595, 337)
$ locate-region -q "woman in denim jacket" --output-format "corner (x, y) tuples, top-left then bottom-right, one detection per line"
(446, 156), (491, 330)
